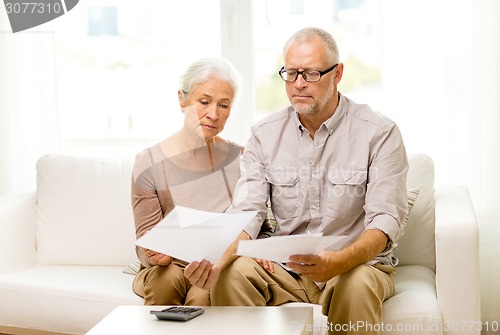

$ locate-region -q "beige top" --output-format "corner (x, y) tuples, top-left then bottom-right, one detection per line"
(131, 141), (242, 267)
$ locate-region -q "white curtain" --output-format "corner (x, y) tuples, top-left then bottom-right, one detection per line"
(381, 0), (500, 329)
(219, 0), (255, 146)
(0, 12), (60, 195)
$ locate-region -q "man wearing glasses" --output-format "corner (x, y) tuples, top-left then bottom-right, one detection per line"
(185, 27), (408, 334)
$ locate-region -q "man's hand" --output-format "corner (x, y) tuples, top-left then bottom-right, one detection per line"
(146, 249), (173, 266)
(184, 260), (221, 290)
(286, 229), (390, 282)
(286, 251), (341, 282)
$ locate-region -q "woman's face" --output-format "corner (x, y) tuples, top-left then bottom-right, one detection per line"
(179, 77), (235, 142)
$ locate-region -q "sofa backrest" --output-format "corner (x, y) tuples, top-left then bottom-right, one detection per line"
(36, 155), (137, 266)
(34, 154), (436, 269)
(396, 154), (436, 271)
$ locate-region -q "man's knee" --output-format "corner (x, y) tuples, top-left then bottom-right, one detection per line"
(333, 265), (378, 296)
(220, 257), (257, 279)
(211, 257), (264, 306)
(321, 264), (393, 321)
(213, 256), (258, 293)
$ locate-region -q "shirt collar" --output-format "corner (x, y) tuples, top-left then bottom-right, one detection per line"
(294, 93), (347, 136)
(323, 93), (347, 134)
(292, 109), (306, 135)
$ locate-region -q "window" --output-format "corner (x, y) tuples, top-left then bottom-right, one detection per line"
(52, 0), (382, 156)
(53, 0), (221, 157)
(253, 0), (383, 120)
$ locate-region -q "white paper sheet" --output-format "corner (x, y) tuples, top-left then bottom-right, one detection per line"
(135, 206), (257, 263)
(236, 234), (347, 263)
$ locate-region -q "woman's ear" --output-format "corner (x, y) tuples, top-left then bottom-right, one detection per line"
(178, 89), (185, 108)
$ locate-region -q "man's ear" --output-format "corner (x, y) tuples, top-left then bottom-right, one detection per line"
(334, 63), (344, 84)
(178, 89), (185, 108)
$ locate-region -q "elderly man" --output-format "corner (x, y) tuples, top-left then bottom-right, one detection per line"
(185, 27), (408, 335)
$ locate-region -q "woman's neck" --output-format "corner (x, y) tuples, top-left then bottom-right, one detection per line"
(171, 125), (214, 154)
(161, 125), (230, 171)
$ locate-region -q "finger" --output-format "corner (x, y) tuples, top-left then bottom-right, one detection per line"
(190, 260), (210, 284)
(185, 260), (211, 283)
(263, 260), (274, 273)
(285, 261), (311, 275)
(203, 265), (221, 290)
(289, 254), (317, 264)
(147, 249), (160, 258)
(258, 259), (269, 271)
(151, 253), (168, 265)
(253, 258), (274, 272)
(184, 261), (200, 278)
(148, 254), (160, 266)
(254, 258), (264, 266)
(196, 261), (212, 286)
(157, 255), (172, 266)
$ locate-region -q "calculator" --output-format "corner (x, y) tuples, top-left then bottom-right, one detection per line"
(150, 306), (205, 321)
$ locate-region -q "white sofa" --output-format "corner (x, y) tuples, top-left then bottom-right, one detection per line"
(0, 154), (480, 335)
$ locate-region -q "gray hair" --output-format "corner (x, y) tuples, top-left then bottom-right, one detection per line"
(179, 58), (241, 102)
(283, 27), (340, 64)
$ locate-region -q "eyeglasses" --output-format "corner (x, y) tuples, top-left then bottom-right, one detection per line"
(278, 64), (338, 82)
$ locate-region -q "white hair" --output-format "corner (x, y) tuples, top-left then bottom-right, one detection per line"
(283, 27), (340, 64)
(179, 58), (241, 102)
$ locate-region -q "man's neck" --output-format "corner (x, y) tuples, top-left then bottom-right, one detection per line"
(299, 113), (330, 139)
(298, 96), (340, 140)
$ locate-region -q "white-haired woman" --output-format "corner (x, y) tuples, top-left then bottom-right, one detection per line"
(131, 58), (242, 306)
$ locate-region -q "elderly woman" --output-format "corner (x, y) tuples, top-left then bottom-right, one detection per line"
(131, 58), (242, 306)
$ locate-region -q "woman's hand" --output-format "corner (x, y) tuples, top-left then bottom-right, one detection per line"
(146, 249), (173, 266)
(254, 258), (275, 273)
(184, 260), (221, 290)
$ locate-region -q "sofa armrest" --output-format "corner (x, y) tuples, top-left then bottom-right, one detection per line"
(0, 192), (36, 274)
(435, 186), (481, 335)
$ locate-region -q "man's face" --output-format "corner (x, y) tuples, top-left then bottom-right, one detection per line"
(283, 36), (341, 116)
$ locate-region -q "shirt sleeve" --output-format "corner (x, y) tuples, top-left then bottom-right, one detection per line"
(131, 153), (166, 268)
(364, 122), (409, 249)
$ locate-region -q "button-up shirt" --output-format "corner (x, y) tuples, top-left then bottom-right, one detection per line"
(231, 94), (409, 265)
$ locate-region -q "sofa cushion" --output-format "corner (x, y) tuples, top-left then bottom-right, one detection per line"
(0, 265), (143, 334)
(283, 265), (441, 334)
(396, 155), (436, 271)
(36, 155), (138, 266)
(403, 189), (419, 226)
(381, 265), (441, 333)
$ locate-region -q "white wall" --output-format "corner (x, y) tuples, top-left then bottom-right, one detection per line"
(381, 0), (500, 332)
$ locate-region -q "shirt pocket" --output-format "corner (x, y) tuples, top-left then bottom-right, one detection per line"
(325, 168), (367, 219)
(265, 168), (300, 219)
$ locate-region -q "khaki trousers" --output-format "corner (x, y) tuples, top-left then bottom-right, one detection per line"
(133, 261), (209, 306)
(211, 257), (394, 335)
